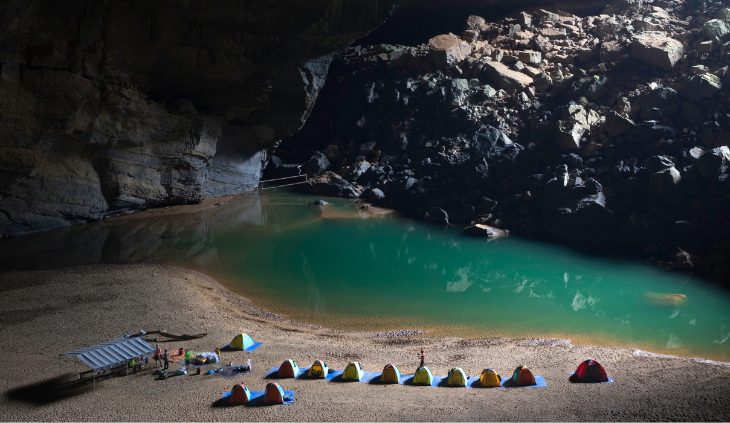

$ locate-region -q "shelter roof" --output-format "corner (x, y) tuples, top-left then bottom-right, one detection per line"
(62, 337), (155, 373)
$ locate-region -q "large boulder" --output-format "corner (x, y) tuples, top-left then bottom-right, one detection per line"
(631, 33), (684, 70)
(306, 151), (332, 177)
(604, 111), (635, 137)
(428, 34), (472, 68)
(304, 171), (362, 198)
(470, 125), (513, 158)
(682, 74), (723, 102)
(481, 62), (533, 90)
(704, 19), (730, 43)
(696, 146), (730, 178)
(650, 167), (681, 196)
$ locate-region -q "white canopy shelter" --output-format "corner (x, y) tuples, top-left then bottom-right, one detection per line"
(62, 336), (156, 375)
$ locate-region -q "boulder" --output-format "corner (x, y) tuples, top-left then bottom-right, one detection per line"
(471, 125), (513, 157)
(642, 155), (675, 173)
(428, 34), (472, 68)
(704, 19), (730, 43)
(682, 74), (723, 102)
(650, 167), (681, 196)
(305, 171), (362, 198)
(481, 62), (534, 90)
(424, 207), (449, 224)
(533, 72), (553, 91)
(518, 50), (542, 64)
(603, 111), (635, 137)
(463, 224), (510, 238)
(640, 87), (679, 120)
(696, 146), (730, 178)
(593, 17), (625, 41)
(600, 41), (629, 63)
(306, 151), (332, 176)
(556, 120), (585, 150)
(342, 160), (371, 183)
(631, 33), (684, 70)
(367, 188), (386, 204)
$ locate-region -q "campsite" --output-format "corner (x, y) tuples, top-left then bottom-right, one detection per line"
(1, 263), (729, 421)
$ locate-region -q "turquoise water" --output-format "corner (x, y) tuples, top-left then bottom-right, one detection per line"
(2, 190), (730, 360)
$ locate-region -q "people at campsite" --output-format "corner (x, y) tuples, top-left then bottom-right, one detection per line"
(154, 344), (161, 368)
(163, 349), (170, 370)
(416, 348), (425, 372)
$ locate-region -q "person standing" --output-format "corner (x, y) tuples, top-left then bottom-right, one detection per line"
(154, 344), (161, 368)
(419, 349), (425, 369)
(163, 349), (170, 370)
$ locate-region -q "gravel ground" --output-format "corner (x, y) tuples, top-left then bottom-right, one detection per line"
(1, 263), (729, 421)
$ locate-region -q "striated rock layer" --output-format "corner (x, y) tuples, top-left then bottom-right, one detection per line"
(0, 0), (399, 236)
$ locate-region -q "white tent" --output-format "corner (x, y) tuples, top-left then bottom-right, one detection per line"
(62, 336), (156, 375)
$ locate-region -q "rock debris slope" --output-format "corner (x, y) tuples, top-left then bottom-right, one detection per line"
(274, 0), (730, 282)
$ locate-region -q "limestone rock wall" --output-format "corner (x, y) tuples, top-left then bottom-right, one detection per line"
(0, 0), (398, 236)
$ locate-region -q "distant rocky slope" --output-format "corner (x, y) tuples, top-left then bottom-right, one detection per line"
(0, 0), (400, 236)
(272, 0), (730, 281)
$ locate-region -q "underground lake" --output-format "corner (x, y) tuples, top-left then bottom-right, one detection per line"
(2, 189), (729, 362)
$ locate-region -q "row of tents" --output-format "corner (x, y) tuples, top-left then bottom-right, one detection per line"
(275, 359), (609, 386)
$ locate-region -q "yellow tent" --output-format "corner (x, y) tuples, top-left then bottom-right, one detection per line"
(479, 369), (501, 387)
(229, 333), (254, 350)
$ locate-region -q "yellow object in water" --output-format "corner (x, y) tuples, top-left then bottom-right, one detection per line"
(643, 292), (687, 306)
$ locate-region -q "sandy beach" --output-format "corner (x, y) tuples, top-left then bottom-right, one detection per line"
(1, 263), (729, 421)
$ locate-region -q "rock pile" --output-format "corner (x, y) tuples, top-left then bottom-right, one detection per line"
(273, 0), (730, 282)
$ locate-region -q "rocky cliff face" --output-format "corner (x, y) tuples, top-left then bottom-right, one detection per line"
(0, 0), (399, 236)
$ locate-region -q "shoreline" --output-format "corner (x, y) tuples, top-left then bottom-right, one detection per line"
(1, 263), (729, 421)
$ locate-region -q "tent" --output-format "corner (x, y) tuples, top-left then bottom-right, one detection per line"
(230, 384), (252, 404)
(343, 361), (364, 381)
(306, 360), (329, 378)
(447, 368), (467, 387)
(229, 333), (255, 350)
(511, 365), (536, 386)
(413, 366), (433, 386)
(571, 359), (609, 383)
(264, 382), (285, 404)
(380, 364), (401, 383)
(479, 369), (501, 387)
(277, 359), (299, 377)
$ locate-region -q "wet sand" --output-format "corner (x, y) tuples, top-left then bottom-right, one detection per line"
(1, 263), (729, 421)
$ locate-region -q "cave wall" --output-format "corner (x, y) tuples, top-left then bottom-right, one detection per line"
(0, 0), (596, 237)
(0, 0), (399, 236)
